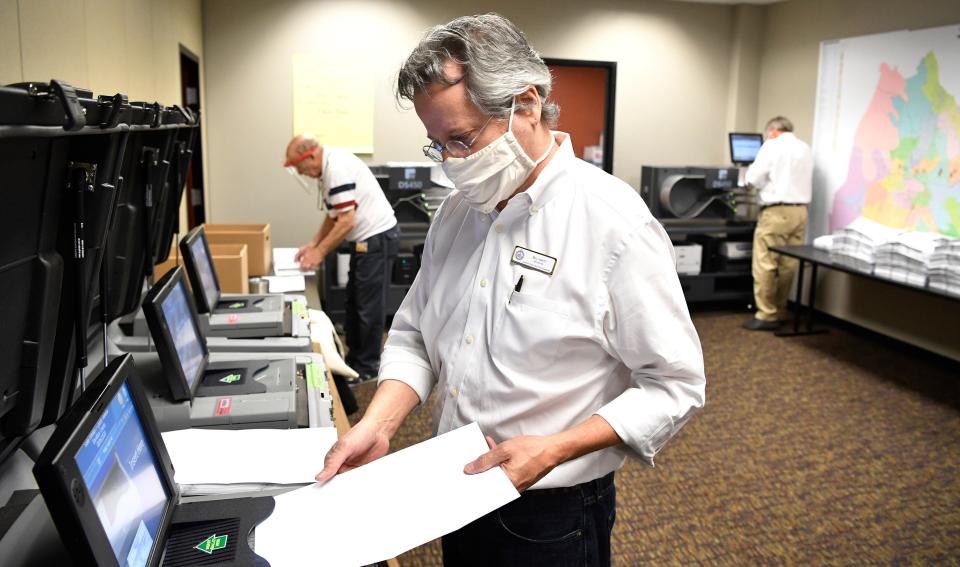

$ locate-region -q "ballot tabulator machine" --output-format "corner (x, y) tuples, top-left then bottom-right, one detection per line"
(135, 266), (334, 431)
(109, 226), (314, 353)
(180, 225), (311, 340)
(34, 354), (274, 566)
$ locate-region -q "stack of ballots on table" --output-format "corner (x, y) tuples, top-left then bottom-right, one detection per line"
(928, 238), (960, 296)
(873, 231), (948, 286)
(829, 217), (903, 272)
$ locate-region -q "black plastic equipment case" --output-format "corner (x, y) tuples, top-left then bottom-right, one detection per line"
(0, 80), (130, 462)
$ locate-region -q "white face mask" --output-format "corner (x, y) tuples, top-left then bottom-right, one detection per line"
(441, 100), (552, 214)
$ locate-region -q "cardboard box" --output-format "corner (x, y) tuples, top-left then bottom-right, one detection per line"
(203, 223), (272, 276)
(208, 244), (249, 294)
(154, 243), (250, 294)
(674, 244), (702, 275)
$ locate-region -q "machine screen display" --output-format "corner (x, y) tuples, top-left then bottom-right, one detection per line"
(161, 281), (205, 391)
(74, 383), (169, 567)
(730, 133), (763, 164)
(189, 234), (220, 309)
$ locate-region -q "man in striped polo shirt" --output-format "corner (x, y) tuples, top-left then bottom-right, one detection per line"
(285, 134), (400, 403)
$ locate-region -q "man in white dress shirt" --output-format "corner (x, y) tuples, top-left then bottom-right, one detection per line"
(317, 14), (705, 566)
(742, 117), (813, 331)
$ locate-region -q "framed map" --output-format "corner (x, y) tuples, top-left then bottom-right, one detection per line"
(811, 25), (960, 238)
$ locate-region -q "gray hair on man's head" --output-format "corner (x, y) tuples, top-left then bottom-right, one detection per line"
(397, 13), (560, 127)
(765, 116), (794, 133)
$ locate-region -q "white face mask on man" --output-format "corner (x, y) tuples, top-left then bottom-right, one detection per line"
(441, 99), (553, 214)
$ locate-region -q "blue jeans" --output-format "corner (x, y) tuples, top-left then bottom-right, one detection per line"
(344, 225), (400, 377)
(441, 472), (616, 567)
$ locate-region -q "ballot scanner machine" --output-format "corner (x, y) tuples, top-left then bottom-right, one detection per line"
(111, 228), (313, 353)
(180, 226), (311, 339)
(131, 266), (334, 431)
(33, 354), (275, 566)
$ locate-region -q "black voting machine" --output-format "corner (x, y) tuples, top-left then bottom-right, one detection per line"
(0, 81), (278, 566)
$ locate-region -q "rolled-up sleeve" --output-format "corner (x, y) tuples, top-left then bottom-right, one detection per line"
(594, 219), (706, 466)
(377, 221), (437, 404)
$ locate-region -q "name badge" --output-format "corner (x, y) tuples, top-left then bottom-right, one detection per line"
(511, 246), (557, 275)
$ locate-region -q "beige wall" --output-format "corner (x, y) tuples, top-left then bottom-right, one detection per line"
(2, 0), (205, 232)
(755, 0), (960, 361)
(0, 0), (22, 85)
(724, 3), (765, 160)
(3, 0), (203, 101)
(202, 0), (738, 247)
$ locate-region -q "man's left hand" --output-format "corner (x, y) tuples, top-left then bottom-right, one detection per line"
(463, 435), (559, 492)
(298, 247), (325, 270)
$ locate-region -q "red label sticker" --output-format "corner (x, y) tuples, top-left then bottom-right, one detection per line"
(215, 398), (232, 416)
(227, 314), (239, 324)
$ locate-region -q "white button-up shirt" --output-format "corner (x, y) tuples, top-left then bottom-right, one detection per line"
(379, 133), (705, 489)
(745, 132), (813, 205)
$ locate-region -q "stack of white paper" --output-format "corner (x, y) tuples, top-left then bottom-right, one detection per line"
(264, 275), (306, 293)
(873, 231), (947, 286)
(830, 217), (903, 272)
(272, 247), (316, 277)
(254, 422), (520, 567)
(812, 234), (835, 251)
(928, 238), (960, 296)
(161, 427), (338, 496)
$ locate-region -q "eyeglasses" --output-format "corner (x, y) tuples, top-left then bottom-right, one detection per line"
(422, 116), (494, 162)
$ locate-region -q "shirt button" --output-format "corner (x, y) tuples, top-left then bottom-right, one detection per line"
(449, 387), (458, 397)
(494, 224), (505, 233)
(465, 335), (474, 345)
(529, 204), (539, 214)
(480, 279), (489, 288)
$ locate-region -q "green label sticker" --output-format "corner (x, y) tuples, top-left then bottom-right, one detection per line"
(228, 302), (245, 309)
(292, 301), (306, 318)
(195, 534), (228, 555)
(306, 362), (322, 389)
(219, 373), (241, 384)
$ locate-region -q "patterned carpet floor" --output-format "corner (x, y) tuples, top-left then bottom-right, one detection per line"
(348, 310), (960, 565)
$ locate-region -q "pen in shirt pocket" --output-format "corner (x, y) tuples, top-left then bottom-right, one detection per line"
(510, 275), (524, 304)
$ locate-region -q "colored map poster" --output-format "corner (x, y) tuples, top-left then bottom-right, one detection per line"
(811, 25), (960, 238)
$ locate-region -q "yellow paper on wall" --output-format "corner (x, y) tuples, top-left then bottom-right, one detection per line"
(292, 53), (374, 154)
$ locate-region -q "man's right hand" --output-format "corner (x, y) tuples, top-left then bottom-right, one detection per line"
(315, 419), (390, 482)
(294, 243), (313, 263)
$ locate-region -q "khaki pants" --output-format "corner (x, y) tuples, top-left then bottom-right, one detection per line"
(751, 205), (808, 321)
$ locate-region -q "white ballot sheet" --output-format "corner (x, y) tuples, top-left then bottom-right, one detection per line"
(272, 247), (314, 276)
(254, 422), (520, 567)
(264, 275), (306, 293)
(161, 427), (338, 485)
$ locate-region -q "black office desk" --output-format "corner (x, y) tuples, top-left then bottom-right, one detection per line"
(770, 244), (960, 337)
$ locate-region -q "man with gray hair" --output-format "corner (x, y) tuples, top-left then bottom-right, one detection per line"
(742, 116), (813, 331)
(317, 14), (705, 565)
